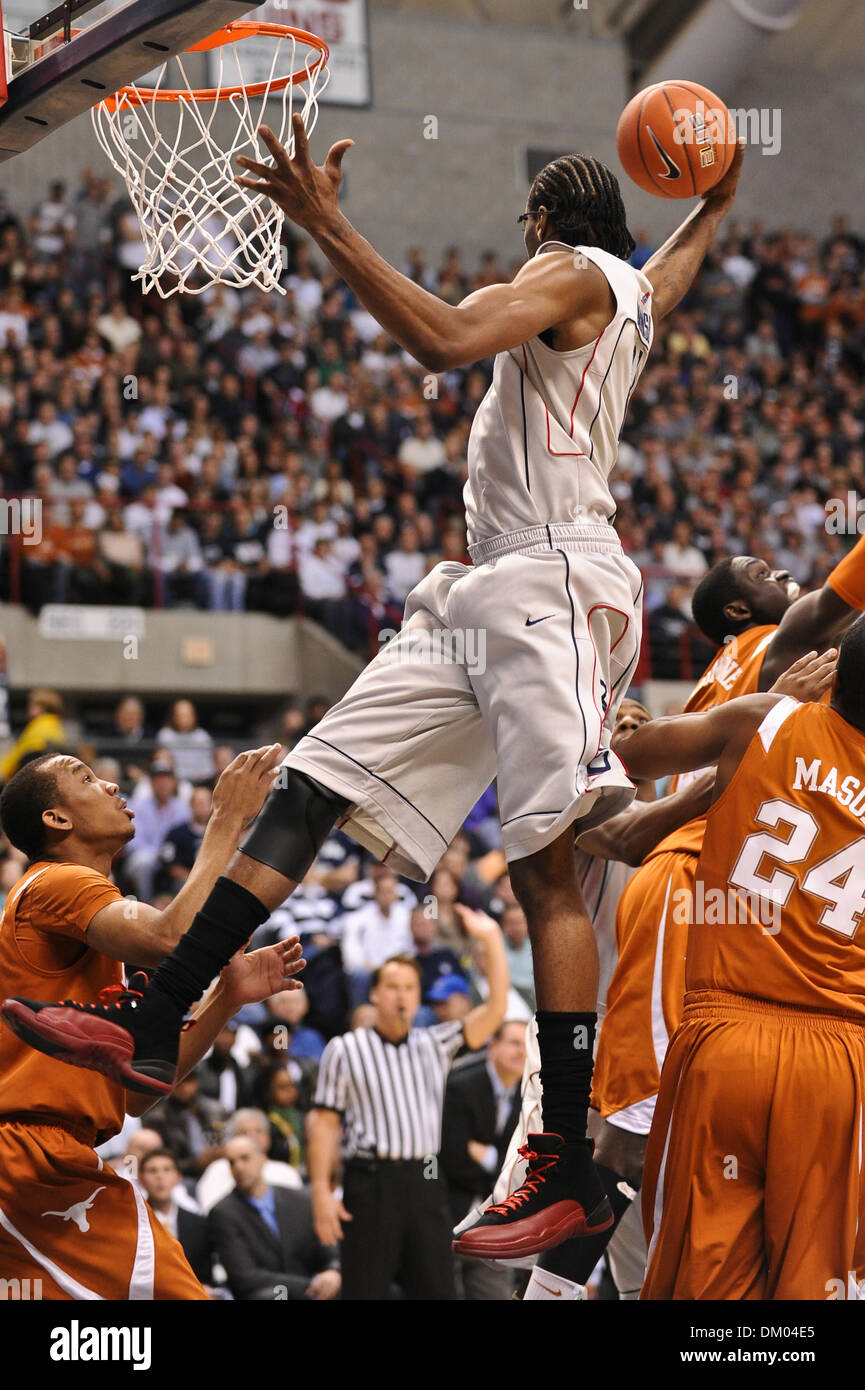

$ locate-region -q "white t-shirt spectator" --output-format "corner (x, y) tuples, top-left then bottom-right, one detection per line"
(295, 518), (337, 554)
(385, 547), (426, 604)
(398, 433), (448, 475)
(299, 547), (348, 601)
(660, 540), (708, 579)
(310, 382), (349, 424)
(0, 307), (28, 348)
(339, 899), (413, 974)
(96, 309), (142, 354)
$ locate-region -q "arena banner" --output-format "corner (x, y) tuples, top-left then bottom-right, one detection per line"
(209, 0), (371, 107)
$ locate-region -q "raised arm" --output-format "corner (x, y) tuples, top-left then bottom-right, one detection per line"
(760, 532), (865, 688)
(456, 904), (510, 1050)
(236, 119), (609, 372)
(643, 142), (744, 322)
(87, 746), (283, 966)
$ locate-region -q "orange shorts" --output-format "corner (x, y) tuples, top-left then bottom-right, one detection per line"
(0, 1120), (208, 1300)
(641, 992), (865, 1301)
(592, 850), (696, 1129)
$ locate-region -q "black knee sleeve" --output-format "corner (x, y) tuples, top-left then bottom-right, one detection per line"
(240, 771), (351, 883)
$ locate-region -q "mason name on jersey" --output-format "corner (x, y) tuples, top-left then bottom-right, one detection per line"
(792, 757), (865, 821)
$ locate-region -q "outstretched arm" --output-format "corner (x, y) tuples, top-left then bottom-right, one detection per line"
(760, 532), (865, 688)
(643, 142), (744, 322)
(86, 746), (282, 966)
(613, 693), (777, 783)
(236, 118), (608, 372)
(576, 768), (716, 866)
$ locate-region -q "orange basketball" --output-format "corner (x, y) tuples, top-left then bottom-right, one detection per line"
(616, 80), (736, 199)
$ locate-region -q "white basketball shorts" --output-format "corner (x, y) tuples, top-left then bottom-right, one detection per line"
(285, 523), (643, 881)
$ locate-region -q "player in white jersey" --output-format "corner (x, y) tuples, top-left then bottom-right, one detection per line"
(6, 120), (745, 1257)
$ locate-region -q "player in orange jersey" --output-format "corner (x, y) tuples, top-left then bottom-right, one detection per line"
(0, 747), (304, 1300)
(577, 538), (865, 1287)
(614, 619), (865, 1300)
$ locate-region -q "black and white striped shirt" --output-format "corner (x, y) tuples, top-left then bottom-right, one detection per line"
(313, 1022), (465, 1159)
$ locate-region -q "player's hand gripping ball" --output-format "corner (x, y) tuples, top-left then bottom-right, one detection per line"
(616, 79), (737, 198)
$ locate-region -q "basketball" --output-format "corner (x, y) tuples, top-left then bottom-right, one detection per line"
(616, 79), (737, 199)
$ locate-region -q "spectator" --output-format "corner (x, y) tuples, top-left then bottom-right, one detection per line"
(384, 523), (427, 605)
(262, 988), (326, 1063)
(147, 1069), (226, 1179)
(139, 1149), (214, 1287)
(0, 688), (66, 784)
(156, 782), (214, 896)
(339, 869), (414, 1003)
(155, 699), (215, 781)
(208, 1134), (340, 1301)
(499, 903), (535, 1010)
(197, 1019), (255, 1115)
(124, 755), (189, 900)
(398, 414), (448, 477)
(195, 1108), (303, 1214)
(410, 904), (468, 1004)
(427, 973), (473, 1024)
(111, 696), (152, 745)
(254, 1061), (307, 1168)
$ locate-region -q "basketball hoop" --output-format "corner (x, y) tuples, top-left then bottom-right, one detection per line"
(91, 22), (330, 297)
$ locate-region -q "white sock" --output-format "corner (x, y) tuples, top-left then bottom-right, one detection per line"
(523, 1267), (588, 1300)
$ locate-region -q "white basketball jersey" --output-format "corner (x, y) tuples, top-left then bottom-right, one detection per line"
(463, 243), (654, 547)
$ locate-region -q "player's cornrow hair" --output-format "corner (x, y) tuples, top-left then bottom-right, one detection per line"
(691, 557), (751, 647)
(0, 754), (61, 862)
(528, 155), (636, 261)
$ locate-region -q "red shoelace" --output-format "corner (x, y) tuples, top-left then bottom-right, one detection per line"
(487, 1143), (559, 1214)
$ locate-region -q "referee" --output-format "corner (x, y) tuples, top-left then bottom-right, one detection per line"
(307, 904), (509, 1300)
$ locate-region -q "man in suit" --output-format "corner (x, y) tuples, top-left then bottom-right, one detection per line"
(440, 1020), (527, 1299)
(208, 1134), (340, 1301)
(139, 1149), (214, 1288)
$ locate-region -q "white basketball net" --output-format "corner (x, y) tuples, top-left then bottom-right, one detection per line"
(91, 29), (329, 298)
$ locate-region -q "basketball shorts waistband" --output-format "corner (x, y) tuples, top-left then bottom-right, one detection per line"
(682, 989), (865, 1033)
(468, 522), (621, 564)
(0, 1111), (99, 1146)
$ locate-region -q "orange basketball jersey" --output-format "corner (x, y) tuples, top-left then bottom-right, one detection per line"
(688, 697), (865, 1018)
(0, 861), (126, 1142)
(663, 624), (777, 851)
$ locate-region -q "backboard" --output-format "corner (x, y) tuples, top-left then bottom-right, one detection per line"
(0, 0), (261, 161)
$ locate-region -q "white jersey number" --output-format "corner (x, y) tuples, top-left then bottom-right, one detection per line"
(729, 798), (865, 940)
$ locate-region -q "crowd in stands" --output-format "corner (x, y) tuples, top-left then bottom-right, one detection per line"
(0, 174), (862, 1294)
(0, 175), (861, 677)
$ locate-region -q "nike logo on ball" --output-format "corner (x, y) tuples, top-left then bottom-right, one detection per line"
(646, 126), (681, 180)
(525, 615), (554, 626)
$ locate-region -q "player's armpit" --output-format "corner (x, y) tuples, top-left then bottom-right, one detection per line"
(613, 694), (777, 782)
(86, 898), (174, 967)
(432, 254), (612, 370)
